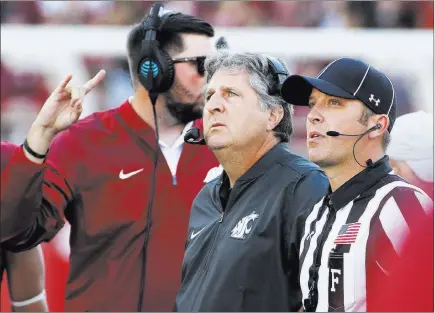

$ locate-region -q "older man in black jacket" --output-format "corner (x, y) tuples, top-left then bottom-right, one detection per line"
(175, 52), (329, 311)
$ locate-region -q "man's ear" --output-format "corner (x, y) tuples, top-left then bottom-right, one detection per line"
(368, 114), (389, 139)
(267, 106), (284, 131)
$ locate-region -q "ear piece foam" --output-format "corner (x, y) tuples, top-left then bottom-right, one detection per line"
(137, 3), (175, 94)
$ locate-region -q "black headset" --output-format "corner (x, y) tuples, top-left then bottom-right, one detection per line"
(266, 55), (290, 96)
(137, 3), (176, 99)
(184, 55), (290, 145)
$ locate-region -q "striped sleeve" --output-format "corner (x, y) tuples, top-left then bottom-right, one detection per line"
(365, 185), (433, 310)
(369, 186), (432, 255)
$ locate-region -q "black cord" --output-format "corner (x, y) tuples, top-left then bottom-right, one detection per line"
(137, 92), (159, 311)
(352, 133), (368, 168)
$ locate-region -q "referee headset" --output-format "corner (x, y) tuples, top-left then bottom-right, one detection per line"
(134, 3), (176, 311)
(184, 55), (290, 145)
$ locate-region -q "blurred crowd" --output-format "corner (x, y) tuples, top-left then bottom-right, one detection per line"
(0, 1), (432, 153)
(1, 1), (433, 28)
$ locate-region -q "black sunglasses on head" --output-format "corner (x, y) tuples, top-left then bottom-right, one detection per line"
(172, 56), (206, 76)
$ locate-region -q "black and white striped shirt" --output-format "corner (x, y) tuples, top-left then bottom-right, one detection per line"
(296, 156), (433, 312)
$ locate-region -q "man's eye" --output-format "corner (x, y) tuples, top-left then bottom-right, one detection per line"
(308, 103), (315, 108)
(227, 91), (237, 97)
(329, 99), (340, 106)
(206, 94), (213, 101)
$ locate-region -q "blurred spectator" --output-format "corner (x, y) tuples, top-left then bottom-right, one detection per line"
(375, 1), (421, 28)
(0, 1), (43, 24)
(212, 1), (266, 26)
(387, 110), (434, 198)
(319, 2), (352, 27)
(102, 59), (134, 110)
(421, 1), (434, 28)
(346, 1), (377, 27)
(164, 1), (198, 16)
(92, 1), (151, 25)
(270, 1), (324, 27)
(0, 67), (51, 143)
(0, 61), (15, 105)
(37, 1), (112, 24)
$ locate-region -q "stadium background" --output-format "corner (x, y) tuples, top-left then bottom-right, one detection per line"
(0, 1), (433, 311)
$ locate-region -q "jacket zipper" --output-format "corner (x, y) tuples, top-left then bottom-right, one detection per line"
(191, 184), (236, 310)
(203, 212), (224, 270)
(190, 211), (224, 310)
(201, 186), (236, 271)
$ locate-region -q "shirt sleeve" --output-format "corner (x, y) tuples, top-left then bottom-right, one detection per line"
(283, 169), (330, 311)
(365, 186), (434, 311)
(285, 169), (329, 227)
(1, 144), (45, 242)
(2, 133), (76, 252)
(367, 186), (433, 265)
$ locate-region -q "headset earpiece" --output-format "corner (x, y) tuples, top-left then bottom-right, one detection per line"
(266, 56), (289, 96)
(137, 4), (175, 96)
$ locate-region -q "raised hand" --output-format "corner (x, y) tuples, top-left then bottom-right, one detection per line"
(32, 70), (106, 133)
(25, 70), (106, 162)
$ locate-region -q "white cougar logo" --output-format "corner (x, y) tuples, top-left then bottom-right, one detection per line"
(230, 211), (259, 240)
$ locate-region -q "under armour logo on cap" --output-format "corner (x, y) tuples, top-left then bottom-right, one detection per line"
(369, 94), (380, 106)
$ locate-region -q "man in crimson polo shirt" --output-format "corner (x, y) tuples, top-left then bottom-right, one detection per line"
(2, 10), (219, 312)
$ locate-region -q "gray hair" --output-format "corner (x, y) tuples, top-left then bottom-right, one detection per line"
(204, 51), (294, 142)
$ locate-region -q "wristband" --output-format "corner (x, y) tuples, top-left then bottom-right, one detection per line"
(23, 138), (48, 159)
(11, 289), (46, 307)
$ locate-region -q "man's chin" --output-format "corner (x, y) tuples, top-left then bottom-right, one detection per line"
(209, 145), (229, 151)
(206, 138), (231, 151)
(168, 103), (203, 124)
(163, 91), (204, 124)
(309, 155), (339, 169)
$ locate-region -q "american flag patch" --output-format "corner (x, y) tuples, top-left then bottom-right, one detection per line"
(334, 222), (361, 244)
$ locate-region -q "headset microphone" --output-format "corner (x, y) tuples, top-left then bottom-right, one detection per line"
(326, 124), (381, 137)
(325, 124), (381, 168)
(184, 127), (206, 145)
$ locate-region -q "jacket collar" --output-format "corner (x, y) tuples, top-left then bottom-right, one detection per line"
(220, 142), (290, 185)
(118, 99), (154, 131)
(328, 155), (392, 210)
(218, 143), (290, 210)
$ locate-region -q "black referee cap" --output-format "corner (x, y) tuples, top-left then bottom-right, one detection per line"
(281, 57), (397, 132)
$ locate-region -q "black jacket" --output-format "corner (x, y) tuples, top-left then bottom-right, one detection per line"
(175, 143), (330, 311)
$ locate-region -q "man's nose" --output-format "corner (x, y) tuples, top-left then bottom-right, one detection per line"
(307, 106), (323, 124)
(205, 94), (225, 114)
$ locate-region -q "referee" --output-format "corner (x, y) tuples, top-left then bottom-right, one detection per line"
(280, 58), (434, 312)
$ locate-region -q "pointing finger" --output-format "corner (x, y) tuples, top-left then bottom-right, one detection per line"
(54, 74), (73, 93)
(84, 70), (106, 95)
